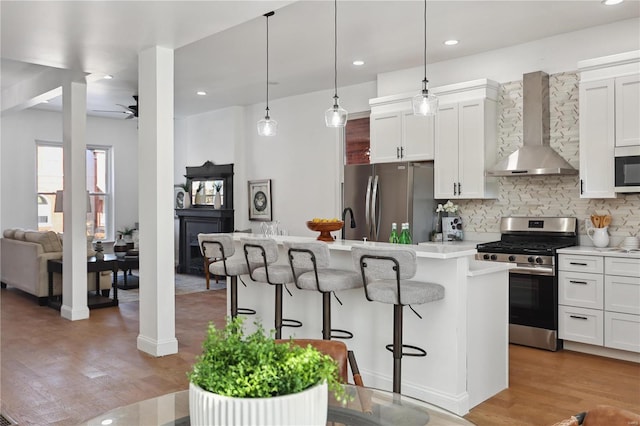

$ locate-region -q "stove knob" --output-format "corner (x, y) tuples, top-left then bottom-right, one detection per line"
(508, 255), (516, 262)
(490, 254), (498, 261)
(535, 257), (543, 264)
(527, 256), (535, 263)
(483, 254), (490, 260)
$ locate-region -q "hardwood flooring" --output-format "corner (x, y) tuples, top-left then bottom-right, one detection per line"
(1, 286), (639, 425)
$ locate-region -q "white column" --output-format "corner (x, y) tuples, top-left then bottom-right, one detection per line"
(60, 78), (90, 321)
(136, 46), (178, 356)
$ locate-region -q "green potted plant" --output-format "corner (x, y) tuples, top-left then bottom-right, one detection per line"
(187, 317), (347, 425)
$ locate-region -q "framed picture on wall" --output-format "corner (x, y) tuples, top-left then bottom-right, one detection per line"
(248, 179), (272, 221)
(174, 186), (186, 210)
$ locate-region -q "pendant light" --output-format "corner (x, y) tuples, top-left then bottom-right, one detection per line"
(257, 11), (277, 136)
(412, 0), (438, 116)
(325, 0), (347, 127)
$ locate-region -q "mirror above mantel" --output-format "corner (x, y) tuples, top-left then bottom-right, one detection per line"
(184, 161), (234, 210)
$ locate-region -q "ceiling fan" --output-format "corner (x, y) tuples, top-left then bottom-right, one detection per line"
(94, 95), (138, 119)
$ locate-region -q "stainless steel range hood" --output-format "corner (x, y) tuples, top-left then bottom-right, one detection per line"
(487, 71), (578, 177)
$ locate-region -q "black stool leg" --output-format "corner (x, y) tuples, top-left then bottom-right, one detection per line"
(230, 276), (238, 318)
(275, 284), (283, 339)
(322, 292), (331, 340)
(393, 304), (403, 394)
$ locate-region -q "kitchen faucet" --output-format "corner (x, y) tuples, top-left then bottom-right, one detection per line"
(341, 207), (356, 240)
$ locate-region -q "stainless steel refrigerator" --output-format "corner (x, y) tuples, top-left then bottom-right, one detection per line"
(342, 162), (435, 243)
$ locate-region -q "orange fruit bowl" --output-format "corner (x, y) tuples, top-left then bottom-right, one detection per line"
(306, 220), (344, 242)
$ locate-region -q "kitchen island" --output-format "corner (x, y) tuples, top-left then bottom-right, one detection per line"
(228, 234), (512, 416)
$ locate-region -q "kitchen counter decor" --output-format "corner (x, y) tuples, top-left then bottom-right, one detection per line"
(306, 219), (344, 242)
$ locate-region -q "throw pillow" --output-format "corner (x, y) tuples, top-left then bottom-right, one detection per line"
(24, 231), (63, 253)
(3, 228), (17, 239)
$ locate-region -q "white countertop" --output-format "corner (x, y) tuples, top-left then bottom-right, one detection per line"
(557, 246), (640, 259)
(231, 233), (477, 260)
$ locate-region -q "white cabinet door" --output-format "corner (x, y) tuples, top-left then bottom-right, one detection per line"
(402, 111), (434, 161)
(604, 311), (640, 353)
(370, 112), (402, 164)
(559, 271), (604, 310)
(558, 254), (604, 274)
(615, 74), (640, 147)
(558, 305), (604, 345)
(434, 103), (459, 198)
(605, 274), (640, 315)
(458, 100), (486, 198)
(579, 79), (616, 198)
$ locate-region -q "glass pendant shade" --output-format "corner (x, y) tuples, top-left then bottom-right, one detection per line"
(258, 11), (277, 136)
(326, 0), (347, 128)
(412, 90), (438, 116)
(325, 98), (348, 127)
(257, 113), (278, 136)
(414, 0), (437, 117)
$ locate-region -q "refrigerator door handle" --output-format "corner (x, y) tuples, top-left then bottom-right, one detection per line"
(365, 175), (373, 238)
(371, 175), (380, 241)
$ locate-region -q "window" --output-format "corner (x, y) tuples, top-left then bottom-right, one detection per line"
(36, 142), (113, 240)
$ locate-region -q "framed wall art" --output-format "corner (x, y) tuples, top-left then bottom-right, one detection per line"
(248, 179), (272, 221)
(174, 186), (187, 210)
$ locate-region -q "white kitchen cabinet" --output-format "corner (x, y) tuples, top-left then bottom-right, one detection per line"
(559, 305), (604, 346)
(578, 79), (616, 198)
(578, 51), (640, 198)
(615, 74), (640, 147)
(369, 94), (434, 164)
(604, 311), (640, 352)
(432, 79), (499, 199)
(558, 251), (640, 354)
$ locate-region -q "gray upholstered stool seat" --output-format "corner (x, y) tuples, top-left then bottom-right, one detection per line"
(198, 233), (254, 319)
(242, 237), (301, 339)
(351, 244), (445, 394)
(285, 241), (362, 340)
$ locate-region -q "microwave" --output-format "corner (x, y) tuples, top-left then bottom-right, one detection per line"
(614, 146), (640, 193)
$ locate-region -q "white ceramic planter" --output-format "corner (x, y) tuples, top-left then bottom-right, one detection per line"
(189, 381), (328, 426)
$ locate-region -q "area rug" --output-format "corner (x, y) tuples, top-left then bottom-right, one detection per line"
(117, 272), (225, 303)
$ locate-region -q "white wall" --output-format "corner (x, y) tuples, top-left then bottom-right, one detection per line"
(378, 18), (640, 96)
(175, 82), (375, 237)
(0, 109), (139, 236)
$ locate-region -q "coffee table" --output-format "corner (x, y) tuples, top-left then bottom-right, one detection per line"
(47, 254), (118, 310)
(117, 255), (139, 289)
(81, 384), (473, 425)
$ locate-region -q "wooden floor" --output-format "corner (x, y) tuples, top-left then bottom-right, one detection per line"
(1, 286), (639, 426)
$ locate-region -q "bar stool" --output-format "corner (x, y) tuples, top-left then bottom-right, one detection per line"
(197, 233), (255, 319)
(285, 241), (362, 340)
(351, 245), (444, 394)
(242, 237), (302, 339)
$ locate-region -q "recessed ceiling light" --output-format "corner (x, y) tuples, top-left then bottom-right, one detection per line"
(444, 39), (459, 46)
(602, 0), (623, 5)
(103, 75), (113, 80)
(353, 60), (365, 66)
(41, 100), (49, 104)
(196, 91), (207, 96)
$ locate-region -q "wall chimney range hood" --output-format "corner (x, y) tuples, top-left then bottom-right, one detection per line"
(487, 71), (578, 177)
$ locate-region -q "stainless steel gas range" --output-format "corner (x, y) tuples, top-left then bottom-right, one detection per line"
(476, 217), (578, 351)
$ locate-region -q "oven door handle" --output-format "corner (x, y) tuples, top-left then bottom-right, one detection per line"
(510, 266), (554, 276)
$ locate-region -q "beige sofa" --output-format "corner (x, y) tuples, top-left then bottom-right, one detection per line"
(1, 229), (111, 305)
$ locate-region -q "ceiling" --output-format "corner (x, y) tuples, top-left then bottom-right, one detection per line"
(1, 1), (639, 119)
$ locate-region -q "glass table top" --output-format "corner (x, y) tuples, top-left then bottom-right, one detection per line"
(82, 384), (474, 426)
